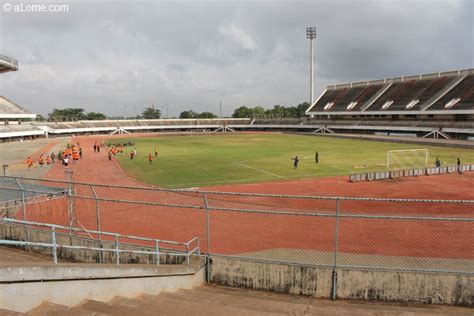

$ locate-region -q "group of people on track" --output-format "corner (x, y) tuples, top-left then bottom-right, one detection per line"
(26, 153), (55, 169)
(105, 142), (158, 165)
(25, 143), (83, 169)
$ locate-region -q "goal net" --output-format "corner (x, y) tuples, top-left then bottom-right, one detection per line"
(387, 149), (429, 170)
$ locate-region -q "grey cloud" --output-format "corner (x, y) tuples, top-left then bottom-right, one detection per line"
(0, 0), (472, 117)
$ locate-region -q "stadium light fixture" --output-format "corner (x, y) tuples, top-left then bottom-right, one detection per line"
(306, 27), (316, 106)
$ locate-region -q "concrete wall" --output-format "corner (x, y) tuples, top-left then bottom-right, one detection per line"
(0, 264), (205, 313)
(210, 257), (473, 306)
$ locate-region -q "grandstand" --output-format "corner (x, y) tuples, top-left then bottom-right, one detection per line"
(0, 96), (36, 120)
(306, 69), (473, 116)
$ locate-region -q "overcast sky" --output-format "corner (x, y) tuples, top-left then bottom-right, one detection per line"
(0, 0), (472, 117)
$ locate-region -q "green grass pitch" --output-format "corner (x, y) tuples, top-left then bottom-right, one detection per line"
(112, 133), (474, 188)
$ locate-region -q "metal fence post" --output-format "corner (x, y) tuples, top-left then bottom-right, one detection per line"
(2, 164), (8, 176)
(115, 234), (120, 265)
(65, 170), (76, 245)
(51, 227), (58, 264)
(331, 198), (340, 300)
(155, 240), (160, 265)
(203, 193), (211, 282)
(90, 185), (103, 263)
(15, 178), (29, 250)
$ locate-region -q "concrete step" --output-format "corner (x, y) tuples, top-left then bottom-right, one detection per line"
(174, 288), (308, 314)
(74, 300), (143, 316)
(0, 308), (24, 316)
(197, 285), (313, 304)
(136, 292), (283, 316)
(26, 303), (69, 316)
(191, 286), (472, 316)
(26, 302), (104, 316)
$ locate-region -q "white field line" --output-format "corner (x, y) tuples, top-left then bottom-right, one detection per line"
(233, 162), (282, 178)
(330, 165), (351, 172)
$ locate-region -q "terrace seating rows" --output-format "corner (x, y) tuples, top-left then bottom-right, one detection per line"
(369, 82), (410, 111)
(0, 124), (43, 133)
(429, 75), (474, 111)
(252, 118), (471, 129)
(37, 119), (251, 130)
(346, 84), (385, 111)
(386, 78), (440, 111)
(310, 72), (473, 113)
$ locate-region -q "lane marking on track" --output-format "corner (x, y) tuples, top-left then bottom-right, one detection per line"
(233, 162), (282, 178)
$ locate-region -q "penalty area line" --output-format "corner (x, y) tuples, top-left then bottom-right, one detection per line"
(233, 162), (282, 178)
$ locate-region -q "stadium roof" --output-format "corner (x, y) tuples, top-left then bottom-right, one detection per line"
(0, 96), (36, 119)
(0, 54), (18, 73)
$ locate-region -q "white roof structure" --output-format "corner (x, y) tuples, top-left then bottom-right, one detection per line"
(0, 96), (36, 119)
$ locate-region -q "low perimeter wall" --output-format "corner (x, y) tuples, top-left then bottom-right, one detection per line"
(0, 262), (205, 313)
(210, 257), (473, 306)
(349, 164), (474, 182)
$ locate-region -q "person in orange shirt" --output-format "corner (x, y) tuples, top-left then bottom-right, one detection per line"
(46, 156), (51, 165)
(148, 153), (153, 165)
(72, 152), (79, 161)
(26, 157), (33, 169)
(38, 155), (44, 167)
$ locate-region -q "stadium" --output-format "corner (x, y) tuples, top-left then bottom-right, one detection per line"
(1, 17), (473, 316)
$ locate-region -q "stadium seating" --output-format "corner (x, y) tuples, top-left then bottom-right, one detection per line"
(428, 74), (474, 111)
(307, 69), (474, 115)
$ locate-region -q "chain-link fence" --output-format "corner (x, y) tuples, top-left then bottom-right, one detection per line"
(1, 175), (473, 274)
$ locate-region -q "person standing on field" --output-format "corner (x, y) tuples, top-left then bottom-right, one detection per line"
(457, 157), (461, 173)
(155, 147), (158, 157)
(148, 153), (153, 164)
(293, 156), (299, 169)
(315, 151), (319, 163)
(435, 157), (441, 168)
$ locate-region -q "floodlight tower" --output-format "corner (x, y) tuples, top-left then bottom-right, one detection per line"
(306, 27), (316, 105)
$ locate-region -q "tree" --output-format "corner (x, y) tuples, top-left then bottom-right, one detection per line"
(179, 110), (199, 119)
(85, 112), (107, 120)
(198, 112), (218, 118)
(295, 102), (310, 117)
(232, 106), (253, 118)
(49, 108), (86, 121)
(35, 114), (46, 121)
(142, 106), (161, 119)
(252, 106), (265, 117)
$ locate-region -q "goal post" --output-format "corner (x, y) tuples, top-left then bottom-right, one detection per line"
(386, 149), (429, 170)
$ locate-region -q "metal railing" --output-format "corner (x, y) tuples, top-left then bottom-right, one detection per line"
(0, 217), (200, 265)
(0, 175), (473, 274)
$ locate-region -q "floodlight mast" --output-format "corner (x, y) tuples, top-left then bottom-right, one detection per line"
(306, 27), (316, 106)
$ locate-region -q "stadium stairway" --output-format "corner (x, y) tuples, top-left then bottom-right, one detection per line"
(0, 285), (470, 315)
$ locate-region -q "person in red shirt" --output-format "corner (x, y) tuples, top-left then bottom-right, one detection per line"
(148, 153), (153, 165)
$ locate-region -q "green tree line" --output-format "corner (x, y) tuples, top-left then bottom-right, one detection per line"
(231, 102), (309, 118)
